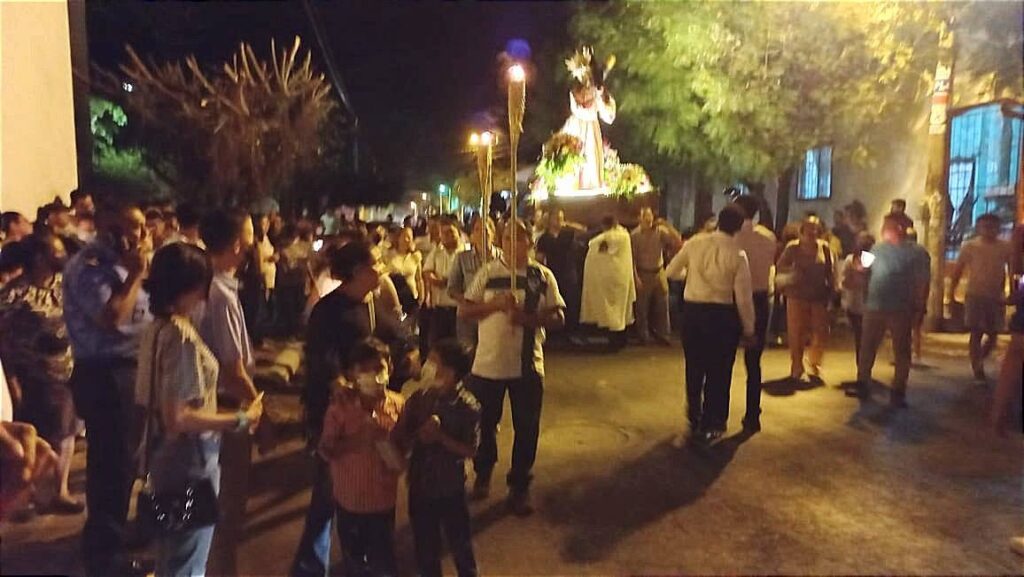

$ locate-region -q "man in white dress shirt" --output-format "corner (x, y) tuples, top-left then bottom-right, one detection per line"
(666, 206), (755, 443)
(732, 196), (778, 432)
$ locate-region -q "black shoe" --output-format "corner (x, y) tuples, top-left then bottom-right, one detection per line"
(742, 417), (761, 433)
(845, 382), (870, 399)
(889, 392), (909, 409)
(700, 429), (725, 444)
(507, 489), (534, 517)
(471, 473), (491, 501)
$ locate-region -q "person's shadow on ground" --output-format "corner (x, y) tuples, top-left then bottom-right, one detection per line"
(540, 431), (752, 563)
(762, 376), (822, 397)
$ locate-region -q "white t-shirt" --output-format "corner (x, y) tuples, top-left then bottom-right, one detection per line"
(423, 245), (460, 308)
(465, 259), (565, 380)
(387, 250), (423, 301)
(257, 236), (277, 291)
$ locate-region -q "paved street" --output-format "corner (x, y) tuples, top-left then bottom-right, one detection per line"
(2, 332), (1021, 576)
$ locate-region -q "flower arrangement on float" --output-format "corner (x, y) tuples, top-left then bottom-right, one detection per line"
(533, 133), (584, 199)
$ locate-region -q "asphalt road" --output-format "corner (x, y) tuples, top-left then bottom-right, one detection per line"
(2, 334), (1021, 575)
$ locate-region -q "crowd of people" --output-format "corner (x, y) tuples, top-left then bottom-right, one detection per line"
(1, 186), (1022, 576)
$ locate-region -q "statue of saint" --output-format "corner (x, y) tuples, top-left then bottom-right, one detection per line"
(560, 47), (616, 192)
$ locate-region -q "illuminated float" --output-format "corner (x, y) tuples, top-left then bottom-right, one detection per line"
(530, 47), (653, 219)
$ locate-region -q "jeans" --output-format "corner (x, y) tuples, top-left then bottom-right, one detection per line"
(335, 506), (396, 577)
(848, 312), (864, 366)
(742, 292), (771, 422)
(635, 269), (670, 341)
(290, 457), (335, 577)
(419, 307), (433, 362)
(428, 307), (458, 346)
(409, 492), (478, 577)
(70, 359), (139, 577)
(156, 525), (216, 577)
(155, 469), (220, 577)
(786, 297), (828, 377)
(206, 429), (252, 576)
(858, 309), (913, 394)
(681, 302), (741, 432)
(466, 374), (543, 491)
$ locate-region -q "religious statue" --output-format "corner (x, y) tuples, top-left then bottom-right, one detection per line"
(533, 46), (650, 200)
(560, 47), (616, 192)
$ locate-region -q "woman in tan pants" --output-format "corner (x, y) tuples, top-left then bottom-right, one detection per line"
(777, 219), (835, 382)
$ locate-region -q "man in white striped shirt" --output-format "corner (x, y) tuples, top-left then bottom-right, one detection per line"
(666, 205), (755, 444)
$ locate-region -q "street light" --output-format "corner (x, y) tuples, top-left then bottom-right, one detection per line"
(438, 184), (450, 213)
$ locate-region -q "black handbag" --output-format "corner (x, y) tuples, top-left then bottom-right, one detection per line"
(136, 321), (220, 534)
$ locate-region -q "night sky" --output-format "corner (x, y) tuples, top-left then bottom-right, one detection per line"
(87, 1), (575, 190)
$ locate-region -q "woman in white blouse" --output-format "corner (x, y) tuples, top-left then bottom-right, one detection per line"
(387, 226), (424, 308)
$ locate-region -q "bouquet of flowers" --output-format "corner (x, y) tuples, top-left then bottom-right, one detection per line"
(536, 133), (584, 191)
(602, 144), (623, 191)
(613, 163), (652, 197)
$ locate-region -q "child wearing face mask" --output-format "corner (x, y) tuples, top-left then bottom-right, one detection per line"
(318, 338), (405, 577)
(393, 338), (480, 577)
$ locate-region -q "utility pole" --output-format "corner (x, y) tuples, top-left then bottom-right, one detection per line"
(922, 20), (955, 332)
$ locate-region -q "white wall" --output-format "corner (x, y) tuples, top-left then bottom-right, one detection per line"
(0, 0), (78, 216)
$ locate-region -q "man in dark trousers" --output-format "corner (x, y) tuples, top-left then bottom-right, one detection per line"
(63, 203), (152, 576)
(291, 240), (412, 577)
(666, 205), (756, 444)
(731, 196), (778, 432)
(461, 221), (565, 516)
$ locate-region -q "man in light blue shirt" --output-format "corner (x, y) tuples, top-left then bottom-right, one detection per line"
(198, 209), (260, 576)
(852, 214), (931, 407)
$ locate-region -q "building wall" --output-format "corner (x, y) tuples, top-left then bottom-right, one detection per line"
(783, 101), (932, 235)
(0, 0), (78, 216)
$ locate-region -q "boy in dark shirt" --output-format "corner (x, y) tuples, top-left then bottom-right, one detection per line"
(394, 338), (480, 577)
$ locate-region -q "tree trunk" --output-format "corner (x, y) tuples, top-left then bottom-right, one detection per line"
(923, 24), (955, 332)
(744, 180), (775, 230)
(774, 167), (796, 234)
(694, 174), (714, 230)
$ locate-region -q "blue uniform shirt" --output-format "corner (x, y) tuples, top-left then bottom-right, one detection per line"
(63, 241), (151, 361)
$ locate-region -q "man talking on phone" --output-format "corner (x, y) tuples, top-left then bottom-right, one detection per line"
(64, 202), (153, 577)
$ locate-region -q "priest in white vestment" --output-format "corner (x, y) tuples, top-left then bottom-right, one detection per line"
(580, 217), (636, 332)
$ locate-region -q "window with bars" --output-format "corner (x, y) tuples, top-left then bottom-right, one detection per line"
(945, 102), (1023, 257)
(796, 146), (833, 200)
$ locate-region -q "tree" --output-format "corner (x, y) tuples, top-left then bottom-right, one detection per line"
(571, 1), (948, 215)
(90, 96), (172, 202)
(93, 37), (335, 206)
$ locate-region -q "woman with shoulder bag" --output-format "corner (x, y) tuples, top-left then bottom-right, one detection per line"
(137, 243), (263, 577)
(777, 218), (836, 383)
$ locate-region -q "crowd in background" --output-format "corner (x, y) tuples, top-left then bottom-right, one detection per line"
(1, 186), (1022, 575)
